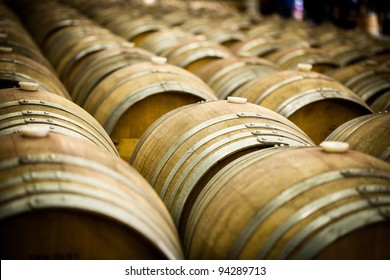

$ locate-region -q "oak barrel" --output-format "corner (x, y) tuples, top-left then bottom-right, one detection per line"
(0, 51), (70, 99)
(161, 38), (233, 73)
(0, 131), (182, 259)
(232, 69), (373, 143)
(0, 86), (118, 156)
(83, 59), (217, 161)
(326, 113), (390, 163)
(185, 146), (390, 259)
(130, 100), (315, 236)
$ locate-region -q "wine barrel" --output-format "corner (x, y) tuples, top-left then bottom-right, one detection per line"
(185, 146), (390, 259)
(231, 37), (281, 58)
(0, 50), (70, 99)
(83, 58), (217, 161)
(105, 15), (167, 45)
(48, 32), (125, 80)
(265, 46), (340, 73)
(130, 100), (315, 236)
(43, 24), (117, 66)
(161, 38), (233, 73)
(136, 29), (195, 55)
(180, 18), (214, 35)
(232, 68), (373, 143)
(194, 56), (278, 99)
(65, 44), (153, 104)
(329, 62), (390, 106)
(321, 42), (368, 67)
(326, 113), (390, 163)
(202, 27), (246, 47)
(371, 90), (390, 113)
(21, 3), (92, 46)
(0, 85), (118, 156)
(0, 131), (183, 259)
(0, 10), (53, 69)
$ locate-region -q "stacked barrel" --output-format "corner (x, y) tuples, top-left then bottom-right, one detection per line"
(0, 0), (183, 260)
(0, 2), (69, 98)
(0, 0), (389, 260)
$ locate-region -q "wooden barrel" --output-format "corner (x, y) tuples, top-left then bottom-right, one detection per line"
(202, 27), (246, 47)
(371, 90), (390, 113)
(230, 37), (280, 57)
(194, 56), (278, 99)
(326, 113), (390, 163)
(360, 39), (390, 57)
(265, 46), (340, 73)
(17, 0), (94, 47)
(321, 42), (368, 67)
(180, 18), (214, 35)
(0, 17), (53, 69)
(47, 32), (125, 80)
(105, 15), (167, 45)
(161, 38), (233, 74)
(329, 61), (390, 106)
(26, 9), (93, 47)
(0, 86), (118, 156)
(66, 44), (153, 104)
(195, 55), (277, 82)
(136, 29), (195, 55)
(0, 131), (183, 259)
(344, 68), (390, 106)
(246, 21), (282, 39)
(185, 146), (390, 259)
(232, 69), (373, 144)
(130, 100), (315, 236)
(43, 24), (115, 65)
(162, 11), (191, 27)
(83, 59), (217, 161)
(0, 51), (70, 99)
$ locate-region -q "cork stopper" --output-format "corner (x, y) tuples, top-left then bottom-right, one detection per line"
(150, 56), (167, 65)
(21, 126), (50, 138)
(297, 63), (313, 72)
(228, 96), (247, 104)
(320, 141), (349, 153)
(195, 35), (207, 41)
(238, 51), (252, 57)
(19, 82), (39, 91)
(121, 41), (135, 48)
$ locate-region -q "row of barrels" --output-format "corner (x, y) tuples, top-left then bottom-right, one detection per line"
(1, 0), (390, 259)
(128, 99), (390, 259)
(0, 1), (184, 260)
(6, 0), (218, 161)
(57, 0), (390, 142)
(60, 0), (390, 115)
(2, 86), (389, 259)
(0, 2), (69, 98)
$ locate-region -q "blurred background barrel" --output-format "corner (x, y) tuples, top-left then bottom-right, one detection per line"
(326, 112), (390, 163)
